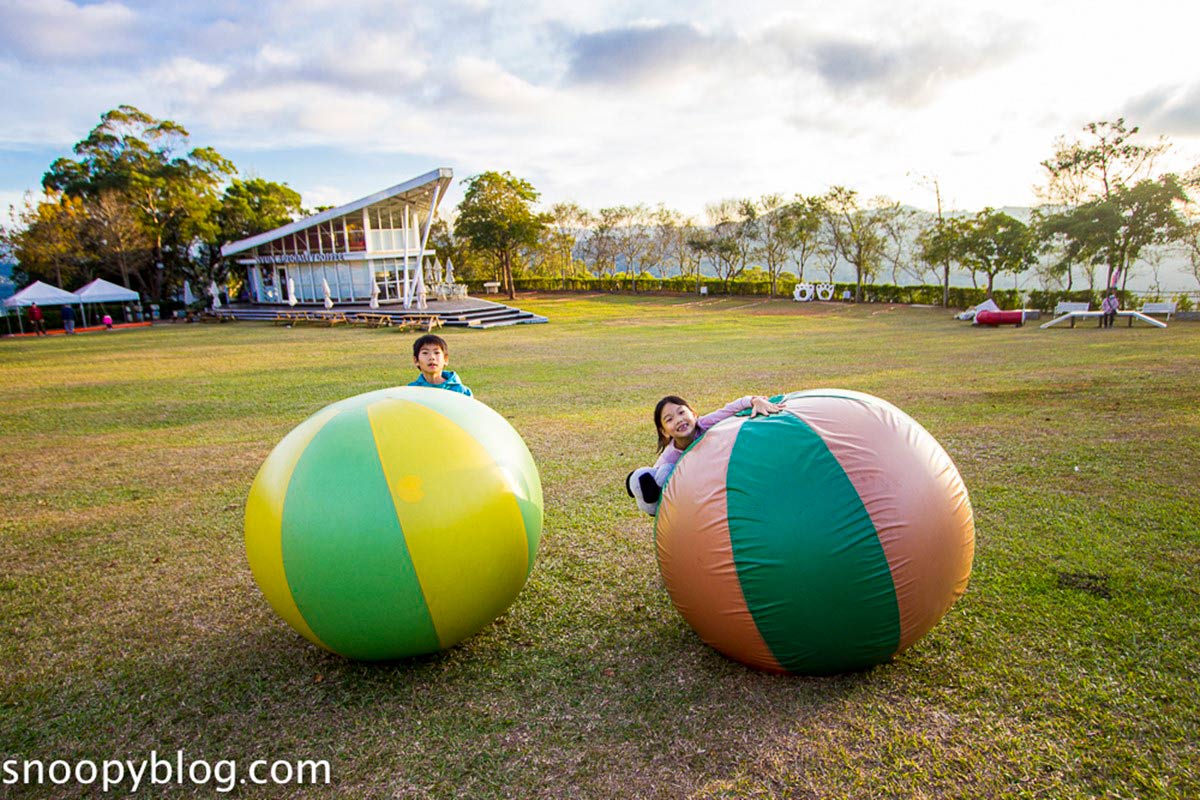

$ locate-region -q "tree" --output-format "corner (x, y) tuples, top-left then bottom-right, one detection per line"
(90, 189), (152, 290)
(1038, 176), (1188, 290)
(2, 192), (90, 288)
(193, 178), (302, 286)
(916, 215), (970, 306)
(779, 195), (825, 284)
(753, 194), (794, 297)
(647, 206), (702, 288)
(688, 199), (756, 293)
(609, 204), (652, 291)
(42, 105), (235, 300)
(960, 208), (1038, 298)
(1036, 118), (1170, 291)
(454, 171), (549, 299)
(821, 187), (892, 302)
(1039, 118), (1167, 207)
(546, 201), (590, 288)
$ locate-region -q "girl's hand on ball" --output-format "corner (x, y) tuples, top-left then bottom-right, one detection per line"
(750, 397), (784, 418)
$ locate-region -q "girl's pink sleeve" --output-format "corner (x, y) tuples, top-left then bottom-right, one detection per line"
(697, 396), (753, 432)
(653, 446), (681, 470)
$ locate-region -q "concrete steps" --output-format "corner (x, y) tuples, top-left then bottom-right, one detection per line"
(215, 302), (547, 329)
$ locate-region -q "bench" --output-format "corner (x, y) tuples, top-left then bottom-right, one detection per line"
(1044, 302), (1092, 328)
(1140, 301), (1177, 320)
(273, 310), (309, 325)
(395, 314), (443, 332)
(1041, 309), (1166, 329)
(349, 313), (394, 328)
(482, 281), (501, 295)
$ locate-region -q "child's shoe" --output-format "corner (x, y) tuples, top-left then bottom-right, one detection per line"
(625, 467), (663, 516)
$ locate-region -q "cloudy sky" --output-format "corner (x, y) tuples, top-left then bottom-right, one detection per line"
(2, 0), (1199, 221)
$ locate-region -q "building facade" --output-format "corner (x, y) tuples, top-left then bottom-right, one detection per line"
(221, 168), (452, 308)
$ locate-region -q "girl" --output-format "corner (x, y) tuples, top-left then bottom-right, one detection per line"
(627, 394), (784, 515)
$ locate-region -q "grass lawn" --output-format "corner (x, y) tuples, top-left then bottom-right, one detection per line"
(2, 294), (1198, 798)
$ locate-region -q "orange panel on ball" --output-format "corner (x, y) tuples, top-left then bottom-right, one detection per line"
(655, 419), (783, 673)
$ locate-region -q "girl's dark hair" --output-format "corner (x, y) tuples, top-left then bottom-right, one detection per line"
(654, 395), (692, 454)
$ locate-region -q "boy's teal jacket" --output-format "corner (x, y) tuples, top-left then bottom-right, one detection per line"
(408, 371), (473, 397)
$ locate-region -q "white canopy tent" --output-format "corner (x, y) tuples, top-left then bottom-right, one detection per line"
(74, 278), (139, 326)
(2, 280), (83, 334)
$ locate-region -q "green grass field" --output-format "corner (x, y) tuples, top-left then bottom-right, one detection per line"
(2, 294), (1197, 798)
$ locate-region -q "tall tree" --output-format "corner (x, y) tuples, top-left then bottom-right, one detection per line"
(1039, 118), (1167, 207)
(821, 187), (891, 301)
(1040, 176), (1187, 290)
(546, 201), (590, 288)
(609, 204), (652, 291)
(454, 171), (549, 299)
(780, 195), (825, 284)
(648, 206), (702, 288)
(960, 208), (1038, 298)
(42, 105), (235, 300)
(194, 178), (303, 285)
(688, 199), (755, 293)
(90, 189), (152, 290)
(2, 192), (90, 288)
(916, 215), (970, 305)
(1036, 118), (1170, 290)
(582, 206), (622, 278)
(753, 194), (794, 297)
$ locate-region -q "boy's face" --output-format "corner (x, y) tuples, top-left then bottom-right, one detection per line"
(414, 344), (447, 377)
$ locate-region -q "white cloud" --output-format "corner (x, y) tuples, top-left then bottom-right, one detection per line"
(3, 0), (1200, 222)
(0, 0), (138, 60)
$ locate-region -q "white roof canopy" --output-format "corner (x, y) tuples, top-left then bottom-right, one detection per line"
(2, 280), (81, 308)
(75, 278), (139, 303)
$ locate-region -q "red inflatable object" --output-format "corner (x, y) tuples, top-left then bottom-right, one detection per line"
(975, 309), (1025, 326)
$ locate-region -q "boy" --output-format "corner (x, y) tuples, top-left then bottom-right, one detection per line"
(409, 334), (473, 396)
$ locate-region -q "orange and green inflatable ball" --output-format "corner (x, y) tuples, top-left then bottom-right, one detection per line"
(244, 387), (542, 660)
(655, 389), (975, 675)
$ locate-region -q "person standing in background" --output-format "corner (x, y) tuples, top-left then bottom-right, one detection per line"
(29, 303), (47, 335)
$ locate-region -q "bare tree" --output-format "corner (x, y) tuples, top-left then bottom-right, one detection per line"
(753, 194), (793, 297)
(547, 201), (590, 288)
(610, 204), (652, 291)
(821, 187), (894, 301)
(90, 189), (152, 290)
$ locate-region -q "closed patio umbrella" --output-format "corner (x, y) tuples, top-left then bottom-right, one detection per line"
(287, 278), (297, 307)
(322, 278), (333, 310)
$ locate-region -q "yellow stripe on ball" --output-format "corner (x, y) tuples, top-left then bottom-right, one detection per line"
(368, 398), (531, 649)
(244, 404), (342, 650)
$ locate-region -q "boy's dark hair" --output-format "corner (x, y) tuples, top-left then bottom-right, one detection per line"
(654, 395), (693, 454)
(412, 333), (449, 359)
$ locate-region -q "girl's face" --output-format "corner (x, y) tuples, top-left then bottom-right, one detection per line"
(658, 402), (698, 444)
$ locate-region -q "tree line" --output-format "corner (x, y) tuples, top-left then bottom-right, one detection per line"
(445, 119), (1200, 304)
(5, 108), (1200, 308)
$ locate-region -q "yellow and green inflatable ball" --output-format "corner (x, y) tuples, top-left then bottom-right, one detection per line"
(244, 387), (543, 660)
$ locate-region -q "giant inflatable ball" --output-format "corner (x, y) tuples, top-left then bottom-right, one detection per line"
(655, 389), (974, 675)
(244, 387), (542, 660)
